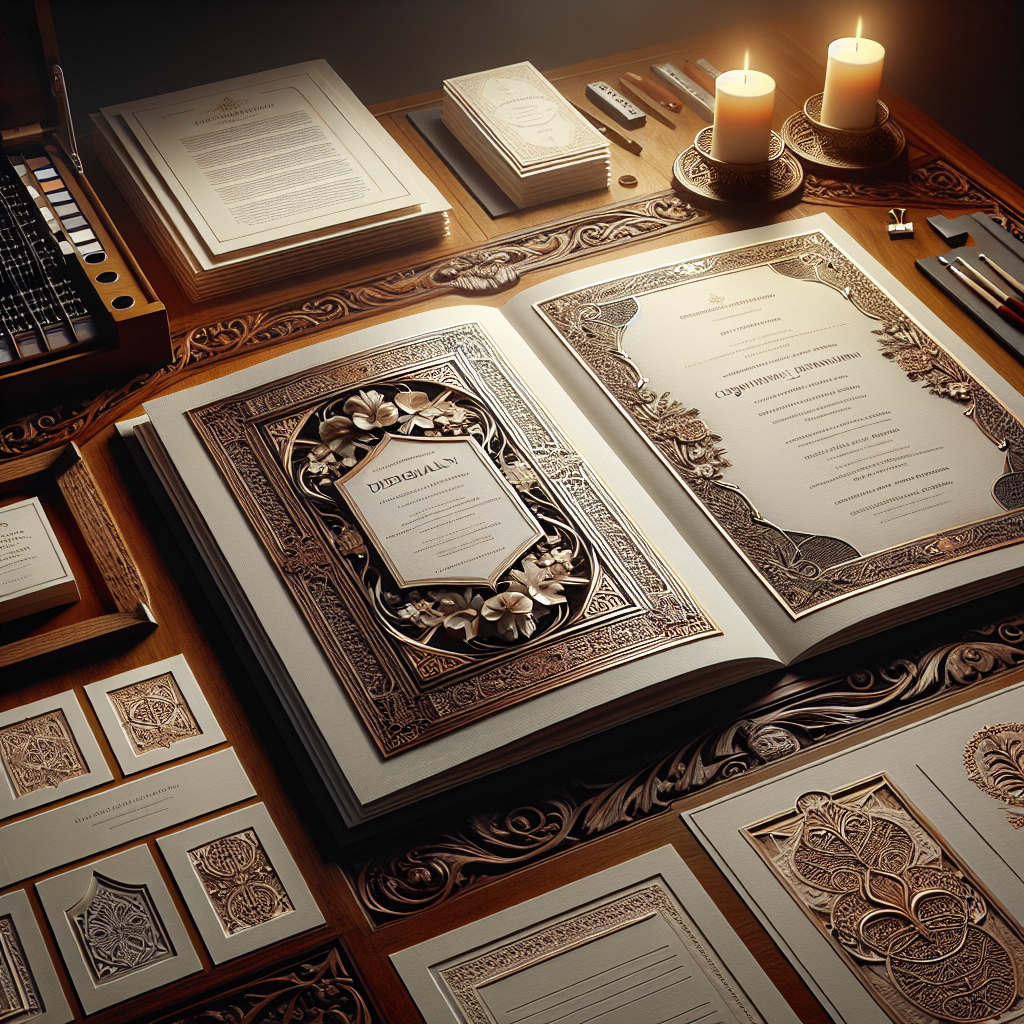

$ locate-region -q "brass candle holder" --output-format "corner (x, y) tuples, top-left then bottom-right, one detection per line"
(673, 127), (804, 205)
(782, 92), (906, 172)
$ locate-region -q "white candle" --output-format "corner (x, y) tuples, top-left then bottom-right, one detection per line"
(820, 29), (885, 129)
(711, 64), (776, 164)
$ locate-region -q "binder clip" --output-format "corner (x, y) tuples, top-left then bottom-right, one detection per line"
(888, 208), (914, 239)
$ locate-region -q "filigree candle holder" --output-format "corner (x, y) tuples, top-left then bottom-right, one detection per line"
(781, 92), (906, 172)
(672, 127), (804, 205)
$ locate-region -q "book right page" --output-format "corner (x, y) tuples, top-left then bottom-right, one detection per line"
(503, 214), (1023, 660)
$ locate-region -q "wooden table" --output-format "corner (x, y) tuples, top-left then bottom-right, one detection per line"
(2, 18), (1021, 1024)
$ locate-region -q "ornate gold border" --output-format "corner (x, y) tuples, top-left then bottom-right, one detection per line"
(742, 773), (1024, 1024)
(437, 882), (763, 1024)
(534, 229), (1024, 617)
(188, 323), (718, 757)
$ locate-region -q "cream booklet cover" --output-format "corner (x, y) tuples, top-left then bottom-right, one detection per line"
(130, 214), (1022, 824)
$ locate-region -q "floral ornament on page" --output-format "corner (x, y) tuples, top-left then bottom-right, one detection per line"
(293, 381), (594, 654)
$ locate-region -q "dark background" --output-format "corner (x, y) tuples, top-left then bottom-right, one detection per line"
(46, 0), (1023, 186)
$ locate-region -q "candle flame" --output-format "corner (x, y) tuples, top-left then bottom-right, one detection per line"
(743, 49), (749, 83)
(856, 17), (862, 50)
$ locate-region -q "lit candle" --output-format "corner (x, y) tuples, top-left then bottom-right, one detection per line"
(820, 19), (885, 129)
(711, 53), (776, 164)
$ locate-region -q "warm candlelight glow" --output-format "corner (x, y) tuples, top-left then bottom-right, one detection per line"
(820, 25), (884, 129)
(711, 55), (775, 164)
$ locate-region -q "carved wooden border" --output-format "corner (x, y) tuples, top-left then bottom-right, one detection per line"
(2, 153), (1020, 460)
(153, 943), (376, 1024)
(0, 193), (709, 459)
(0, 443), (156, 667)
(354, 597), (1023, 921)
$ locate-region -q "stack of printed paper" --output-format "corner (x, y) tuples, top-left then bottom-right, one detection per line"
(91, 61), (449, 301)
(442, 62), (609, 208)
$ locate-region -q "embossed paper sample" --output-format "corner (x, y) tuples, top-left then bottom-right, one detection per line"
(188, 323), (718, 756)
(35, 845), (200, 1014)
(743, 775), (1024, 1024)
(0, 912), (40, 1020)
(0, 889), (72, 1024)
(109, 673), (201, 754)
(68, 874), (175, 982)
(85, 654), (226, 774)
(0, 710), (87, 799)
(534, 228), (1023, 616)
(0, 691), (112, 818)
(188, 828), (294, 935)
(157, 803), (323, 963)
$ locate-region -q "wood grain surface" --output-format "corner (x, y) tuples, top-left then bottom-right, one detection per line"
(1, 18), (1021, 1024)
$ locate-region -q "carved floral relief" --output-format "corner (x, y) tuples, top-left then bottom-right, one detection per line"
(744, 775), (1024, 1024)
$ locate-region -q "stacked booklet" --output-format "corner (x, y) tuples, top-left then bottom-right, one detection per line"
(92, 61), (450, 300)
(442, 62), (610, 208)
(122, 216), (1022, 828)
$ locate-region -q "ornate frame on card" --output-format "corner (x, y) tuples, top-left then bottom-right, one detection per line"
(742, 774), (1024, 1024)
(0, 444), (155, 668)
(534, 229), (1024, 617)
(188, 323), (717, 756)
(437, 882), (762, 1024)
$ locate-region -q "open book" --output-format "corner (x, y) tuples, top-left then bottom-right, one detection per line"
(128, 214), (1023, 826)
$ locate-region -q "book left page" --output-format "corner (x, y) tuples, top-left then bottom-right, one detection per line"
(142, 306), (777, 817)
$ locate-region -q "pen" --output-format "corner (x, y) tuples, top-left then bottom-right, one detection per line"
(942, 261), (1024, 329)
(620, 72), (681, 113)
(570, 103), (643, 156)
(951, 257), (1024, 317)
(978, 253), (1024, 295)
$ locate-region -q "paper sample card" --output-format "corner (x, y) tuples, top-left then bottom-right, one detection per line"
(684, 683), (1024, 1024)
(0, 497), (79, 623)
(0, 889), (73, 1024)
(746, 774), (1023, 1024)
(35, 844), (201, 1014)
(0, 747), (255, 886)
(0, 690), (113, 818)
(157, 802), (323, 962)
(391, 845), (799, 1024)
(445, 62), (604, 170)
(84, 654), (226, 774)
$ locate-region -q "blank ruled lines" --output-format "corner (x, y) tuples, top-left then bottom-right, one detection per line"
(475, 913), (743, 1024)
